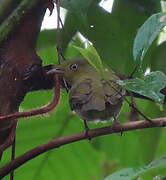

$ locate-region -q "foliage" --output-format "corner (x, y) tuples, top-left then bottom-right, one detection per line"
(118, 71), (166, 103)
(105, 155), (166, 180)
(2, 0), (166, 180)
(74, 43), (108, 81)
(133, 12), (166, 64)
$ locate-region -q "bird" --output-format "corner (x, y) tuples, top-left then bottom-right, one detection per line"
(48, 58), (126, 132)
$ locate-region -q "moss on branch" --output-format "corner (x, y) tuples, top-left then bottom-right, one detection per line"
(0, 0), (41, 43)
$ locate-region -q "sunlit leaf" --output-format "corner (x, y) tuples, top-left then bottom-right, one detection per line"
(74, 43), (108, 81)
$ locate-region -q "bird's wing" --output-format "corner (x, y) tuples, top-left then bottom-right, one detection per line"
(103, 80), (126, 105)
(82, 91), (105, 111)
(69, 79), (105, 111)
(69, 79), (92, 110)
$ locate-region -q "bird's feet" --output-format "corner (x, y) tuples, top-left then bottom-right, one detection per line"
(83, 120), (91, 141)
(112, 117), (123, 136)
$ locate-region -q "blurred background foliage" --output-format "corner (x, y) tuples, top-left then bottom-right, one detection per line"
(2, 0), (166, 179)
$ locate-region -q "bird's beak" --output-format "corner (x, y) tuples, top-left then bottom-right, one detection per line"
(46, 68), (65, 75)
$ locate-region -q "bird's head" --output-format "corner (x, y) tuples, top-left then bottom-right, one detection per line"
(48, 58), (96, 86)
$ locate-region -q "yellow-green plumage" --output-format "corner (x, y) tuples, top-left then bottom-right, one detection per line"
(56, 58), (125, 122)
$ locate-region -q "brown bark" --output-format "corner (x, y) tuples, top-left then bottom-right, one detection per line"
(0, 0), (55, 157)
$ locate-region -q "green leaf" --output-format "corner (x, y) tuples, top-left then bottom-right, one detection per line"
(74, 43), (108, 81)
(148, 154), (166, 168)
(133, 12), (166, 64)
(117, 71), (166, 103)
(105, 167), (148, 180)
(37, 29), (57, 51)
(57, 0), (95, 14)
(104, 155), (166, 180)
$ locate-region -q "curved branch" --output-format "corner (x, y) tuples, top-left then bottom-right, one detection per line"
(0, 74), (60, 122)
(0, 117), (166, 178)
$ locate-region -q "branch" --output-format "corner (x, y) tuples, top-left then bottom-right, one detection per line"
(0, 75), (60, 122)
(0, 0), (41, 42)
(0, 117), (166, 178)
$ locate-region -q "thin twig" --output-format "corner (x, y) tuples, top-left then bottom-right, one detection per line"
(59, 16), (79, 46)
(10, 135), (16, 180)
(129, 102), (152, 122)
(109, 80), (152, 122)
(56, 0), (61, 64)
(55, 0), (66, 61)
(0, 117), (166, 179)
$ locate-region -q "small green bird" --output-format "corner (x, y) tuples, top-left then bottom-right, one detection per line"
(49, 58), (126, 130)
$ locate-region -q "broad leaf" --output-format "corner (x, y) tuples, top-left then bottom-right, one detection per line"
(105, 155), (166, 180)
(117, 71), (166, 103)
(74, 43), (108, 81)
(133, 12), (166, 64)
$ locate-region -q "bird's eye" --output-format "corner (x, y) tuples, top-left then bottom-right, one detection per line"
(70, 63), (78, 71)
